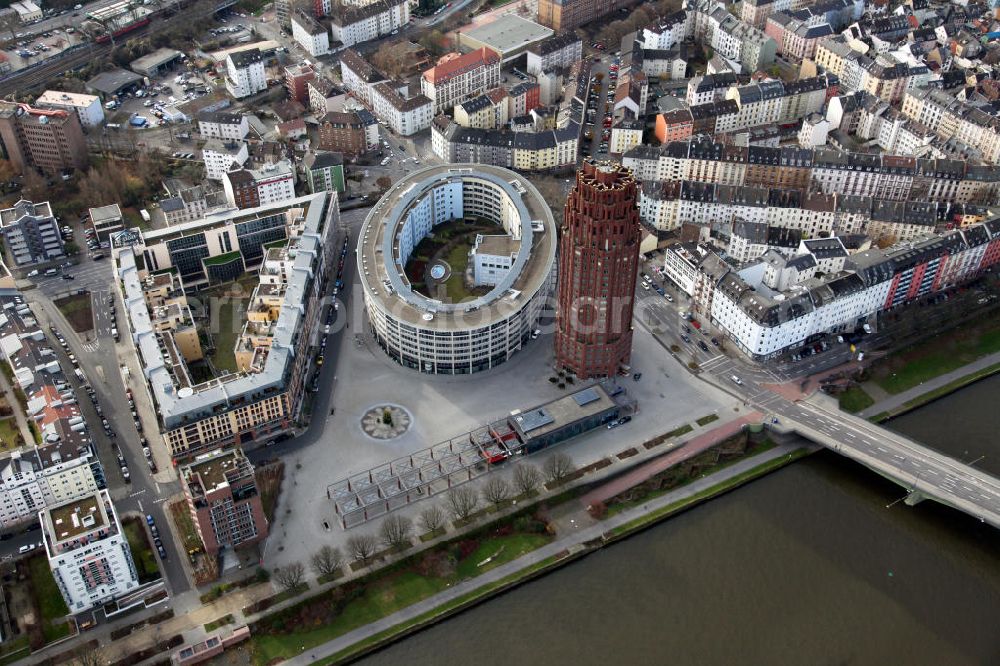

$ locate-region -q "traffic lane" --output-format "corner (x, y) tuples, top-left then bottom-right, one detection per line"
(116, 494), (191, 595)
(248, 224), (361, 463)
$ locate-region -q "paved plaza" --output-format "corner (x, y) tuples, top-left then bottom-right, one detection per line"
(262, 312), (739, 573)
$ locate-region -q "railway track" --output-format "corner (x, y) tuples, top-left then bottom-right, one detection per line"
(0, 0), (228, 97)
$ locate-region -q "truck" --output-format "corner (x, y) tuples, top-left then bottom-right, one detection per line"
(74, 368), (86, 382)
(140, 209), (150, 223)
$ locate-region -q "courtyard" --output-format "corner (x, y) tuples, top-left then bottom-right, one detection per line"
(403, 218), (497, 302)
(260, 292), (740, 574)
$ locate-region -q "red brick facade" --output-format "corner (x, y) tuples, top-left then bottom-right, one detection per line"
(555, 160), (641, 378)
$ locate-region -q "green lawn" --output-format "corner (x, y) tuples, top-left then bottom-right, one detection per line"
(315, 555), (563, 666)
(210, 296), (244, 374)
(666, 423), (693, 438)
(0, 418), (20, 450)
(695, 413), (719, 427)
(28, 555), (72, 643)
(249, 532), (552, 665)
(838, 386), (875, 413)
(443, 243), (473, 302)
(872, 323), (1000, 394)
(123, 519), (161, 583)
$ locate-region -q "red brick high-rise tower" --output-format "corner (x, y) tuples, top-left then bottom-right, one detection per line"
(555, 159), (641, 378)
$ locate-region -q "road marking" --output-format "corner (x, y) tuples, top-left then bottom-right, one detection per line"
(155, 482), (161, 495)
(137, 499), (143, 512)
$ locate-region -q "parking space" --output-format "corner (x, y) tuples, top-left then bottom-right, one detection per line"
(3, 26), (84, 72)
(109, 64), (215, 128)
(580, 55), (620, 159)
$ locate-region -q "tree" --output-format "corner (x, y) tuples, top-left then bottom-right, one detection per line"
(512, 463), (542, 497)
(71, 645), (107, 666)
(543, 452), (575, 486)
(345, 532), (378, 566)
(273, 561), (305, 591)
(309, 545), (343, 578)
(379, 514), (413, 551)
(419, 504), (446, 533)
(481, 476), (510, 509)
(21, 168), (47, 200)
(64, 241), (80, 256)
(0, 11), (19, 42)
(445, 486), (479, 521)
(371, 41), (409, 79)
(375, 175), (392, 190)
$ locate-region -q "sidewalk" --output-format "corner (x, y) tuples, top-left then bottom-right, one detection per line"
(857, 350), (1000, 418)
(281, 443), (803, 665)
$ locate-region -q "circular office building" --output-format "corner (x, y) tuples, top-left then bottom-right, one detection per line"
(358, 165), (556, 374)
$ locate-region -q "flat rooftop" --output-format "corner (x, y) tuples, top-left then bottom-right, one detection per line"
(184, 448), (247, 491)
(512, 384), (616, 441)
(475, 234), (520, 257)
(36, 90), (100, 108)
(45, 493), (106, 543)
(462, 14), (553, 57)
(358, 165), (555, 330)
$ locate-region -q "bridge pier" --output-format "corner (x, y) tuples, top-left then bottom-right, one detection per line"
(904, 491), (926, 507)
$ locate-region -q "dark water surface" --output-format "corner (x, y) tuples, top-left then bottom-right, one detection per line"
(358, 380), (1000, 666)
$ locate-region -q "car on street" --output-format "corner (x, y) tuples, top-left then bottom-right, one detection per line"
(698, 340), (709, 352)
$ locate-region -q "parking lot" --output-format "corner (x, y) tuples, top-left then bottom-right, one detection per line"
(2, 25), (84, 72)
(581, 55), (620, 158)
(108, 64), (216, 129)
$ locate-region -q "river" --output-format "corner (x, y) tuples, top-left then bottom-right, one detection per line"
(357, 378), (1000, 665)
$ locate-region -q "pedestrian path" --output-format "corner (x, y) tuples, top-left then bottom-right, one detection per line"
(857, 350), (1000, 418)
(283, 443), (802, 665)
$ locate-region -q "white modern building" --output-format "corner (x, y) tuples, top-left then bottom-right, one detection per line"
(0, 453), (99, 530)
(197, 111), (249, 140)
(358, 165), (556, 374)
(225, 49), (267, 99)
(41, 489), (140, 614)
(291, 10), (330, 56)
(0, 200), (64, 267)
(471, 234), (518, 287)
(202, 140), (249, 181)
(329, 0), (409, 48)
(34, 91), (105, 128)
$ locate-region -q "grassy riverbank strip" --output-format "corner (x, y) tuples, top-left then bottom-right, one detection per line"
(605, 447), (814, 540)
(285, 445), (810, 665)
(868, 360), (1000, 423)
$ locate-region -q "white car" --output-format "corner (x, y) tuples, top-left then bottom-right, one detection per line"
(730, 375), (743, 386)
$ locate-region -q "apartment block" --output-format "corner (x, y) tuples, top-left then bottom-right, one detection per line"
(181, 448), (267, 556)
(0, 200), (64, 266)
(421, 47), (501, 114)
(118, 193), (338, 458)
(41, 490), (140, 614)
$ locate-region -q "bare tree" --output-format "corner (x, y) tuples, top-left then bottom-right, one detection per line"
(512, 464), (543, 497)
(0, 12), (19, 42)
(71, 645), (107, 666)
(345, 532), (378, 566)
(309, 545), (343, 578)
(543, 452), (576, 487)
(445, 486), (479, 521)
(379, 514), (413, 551)
(419, 504), (446, 533)
(273, 561), (305, 591)
(481, 476), (511, 509)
